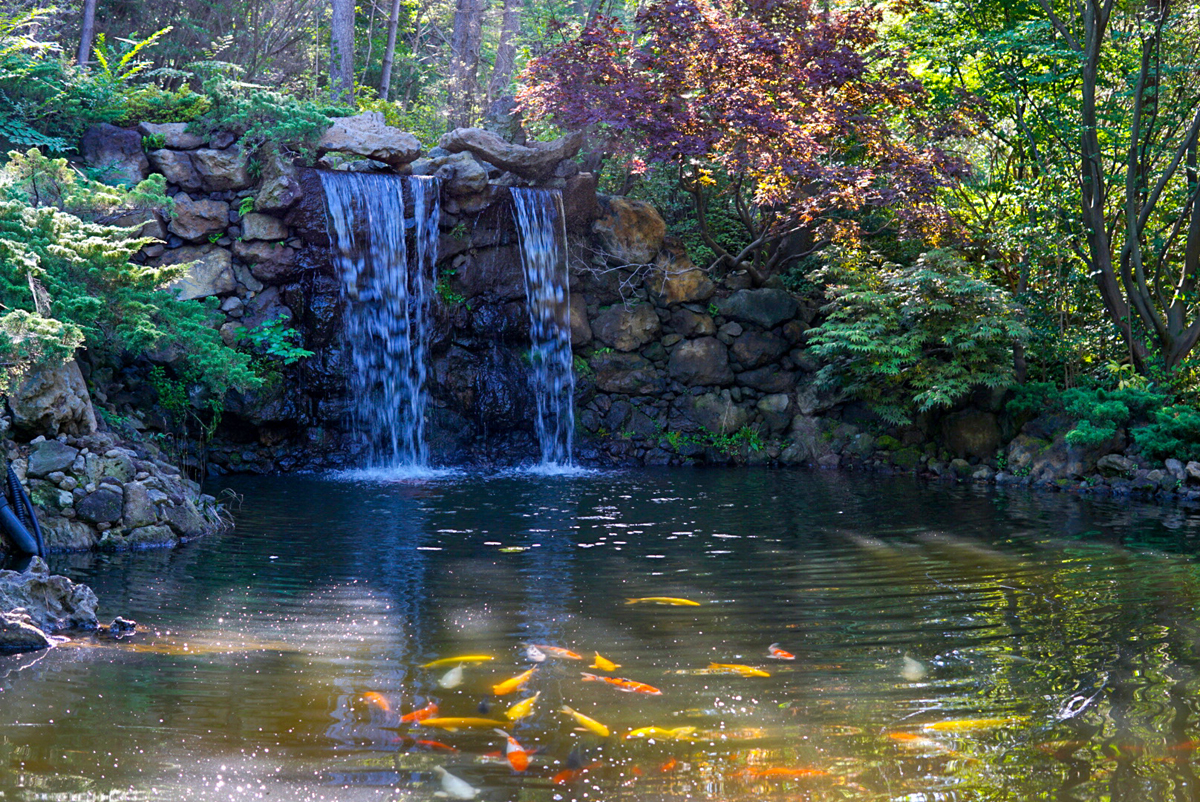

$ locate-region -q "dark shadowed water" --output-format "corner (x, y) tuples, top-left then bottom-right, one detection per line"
(6, 469), (1200, 801)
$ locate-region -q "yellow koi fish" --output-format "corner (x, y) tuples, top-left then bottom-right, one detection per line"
(590, 652), (621, 671)
(420, 654), (495, 668)
(625, 726), (697, 741)
(921, 716), (1027, 733)
(561, 705), (610, 737)
(625, 597), (701, 606)
(708, 663), (771, 678)
(417, 717), (508, 732)
(504, 692), (540, 721)
(492, 667), (536, 696)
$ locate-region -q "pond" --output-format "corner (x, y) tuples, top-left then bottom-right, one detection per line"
(5, 468), (1200, 801)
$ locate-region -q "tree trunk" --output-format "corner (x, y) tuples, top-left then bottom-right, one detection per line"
(379, 0), (404, 100)
(77, 0), (98, 66)
(487, 0), (522, 104)
(448, 0), (485, 128)
(330, 0), (355, 103)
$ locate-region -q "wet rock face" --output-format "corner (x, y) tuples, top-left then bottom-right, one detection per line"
(0, 557), (99, 633)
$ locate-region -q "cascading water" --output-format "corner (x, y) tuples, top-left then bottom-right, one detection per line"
(511, 187), (575, 468)
(320, 172), (440, 470)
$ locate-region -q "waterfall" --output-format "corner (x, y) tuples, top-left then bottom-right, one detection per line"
(511, 188), (575, 468)
(320, 172), (440, 470)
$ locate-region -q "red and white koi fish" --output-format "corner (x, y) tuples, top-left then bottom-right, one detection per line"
(400, 701), (439, 723)
(525, 644), (584, 660)
(767, 643), (795, 660)
(494, 729), (529, 772)
(580, 672), (662, 695)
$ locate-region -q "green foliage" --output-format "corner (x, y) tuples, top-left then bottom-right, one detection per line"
(141, 132), (166, 151)
(1007, 383), (1168, 449)
(661, 425), (765, 457)
(1133, 407), (1200, 463)
(237, 313), (312, 366)
(0, 148), (256, 396)
(193, 77), (349, 158)
(809, 249), (1028, 425)
(236, 196), (254, 217)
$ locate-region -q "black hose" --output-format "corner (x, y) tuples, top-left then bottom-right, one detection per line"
(0, 488), (39, 556)
(8, 465), (44, 558)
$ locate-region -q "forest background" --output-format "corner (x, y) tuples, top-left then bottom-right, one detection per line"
(2, 0), (1200, 462)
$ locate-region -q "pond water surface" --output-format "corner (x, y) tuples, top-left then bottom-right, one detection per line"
(6, 469), (1200, 801)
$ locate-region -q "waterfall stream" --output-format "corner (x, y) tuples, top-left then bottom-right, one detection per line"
(511, 188), (576, 468)
(320, 172), (440, 470)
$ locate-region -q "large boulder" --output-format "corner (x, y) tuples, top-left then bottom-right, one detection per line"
(668, 337), (734, 386)
(148, 149), (203, 192)
(191, 144), (253, 191)
(562, 172), (601, 233)
(569, 294), (592, 347)
(680, 393), (750, 435)
(592, 352), (665, 395)
(6, 360), (98, 437)
(138, 121), (206, 149)
(670, 308), (717, 338)
(411, 151), (489, 197)
(649, 240), (714, 304)
(939, 409), (1002, 460)
(730, 331), (788, 369)
(592, 197), (666, 264)
(168, 193), (230, 241)
(241, 212), (288, 241)
(80, 123), (149, 186)
(439, 127), (584, 180)
(156, 245), (236, 300)
(318, 112), (422, 166)
(255, 150), (303, 213)
(591, 303), (661, 352)
(76, 486), (124, 525)
(233, 240), (299, 283)
(26, 439), (80, 477)
(716, 288), (799, 329)
(0, 557), (99, 632)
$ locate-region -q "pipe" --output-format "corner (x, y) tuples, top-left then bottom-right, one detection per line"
(0, 487), (39, 556)
(8, 465), (44, 557)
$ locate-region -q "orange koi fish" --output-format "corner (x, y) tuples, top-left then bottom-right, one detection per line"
(767, 643), (795, 660)
(494, 729), (529, 772)
(362, 692), (391, 713)
(525, 644), (584, 660)
(391, 735), (459, 752)
(580, 672), (662, 695)
(400, 701), (439, 723)
(754, 767), (830, 779)
(493, 667), (536, 695)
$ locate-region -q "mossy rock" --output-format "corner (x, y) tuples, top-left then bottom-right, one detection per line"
(892, 447), (923, 470)
(875, 435), (901, 451)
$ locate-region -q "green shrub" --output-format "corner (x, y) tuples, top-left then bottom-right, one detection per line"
(809, 248), (1028, 425)
(1132, 406), (1200, 462)
(193, 78), (349, 158)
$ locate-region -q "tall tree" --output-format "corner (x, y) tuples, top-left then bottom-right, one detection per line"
(329, 0), (355, 102)
(487, 0), (523, 104)
(77, 0), (97, 65)
(448, 0), (484, 128)
(379, 0), (404, 100)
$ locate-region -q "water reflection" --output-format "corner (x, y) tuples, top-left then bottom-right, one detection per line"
(4, 471), (1200, 800)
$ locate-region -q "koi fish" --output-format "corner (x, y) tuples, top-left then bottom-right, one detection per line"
(900, 655), (927, 682)
(362, 692), (391, 713)
(433, 766), (477, 799)
(887, 731), (956, 754)
(418, 717), (508, 731)
(439, 665), (464, 689)
(591, 652), (621, 671)
(660, 758), (679, 772)
(400, 701), (439, 723)
(625, 726), (697, 740)
(708, 663), (770, 678)
(504, 692), (539, 721)
(525, 645), (546, 662)
(767, 643), (795, 660)
(580, 672), (662, 695)
(525, 644), (584, 660)
(391, 735), (458, 752)
(553, 750), (603, 785)
(625, 597), (700, 606)
(921, 716), (1027, 733)
(421, 655), (495, 668)
(560, 705), (610, 737)
(492, 667), (536, 696)
(494, 729), (529, 771)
